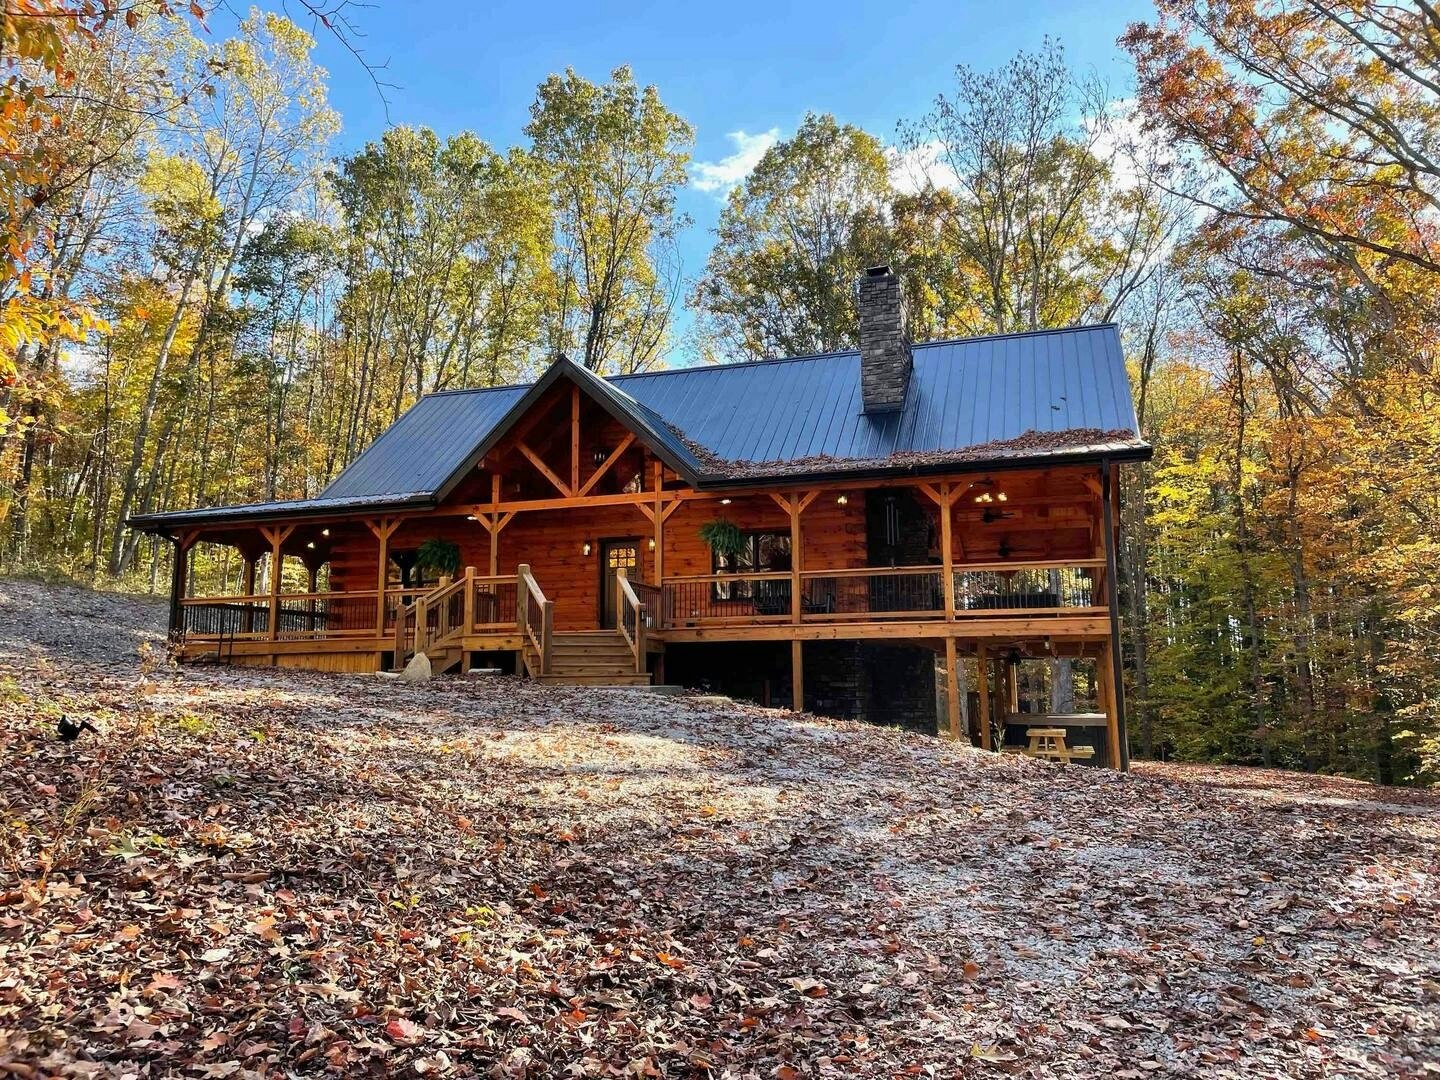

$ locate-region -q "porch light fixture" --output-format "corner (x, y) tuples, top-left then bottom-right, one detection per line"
(582, 540), (593, 556)
(321, 528), (330, 537)
(836, 494), (848, 505)
(720, 497), (732, 505)
(306, 541), (316, 549)
(593, 447), (608, 466)
(647, 537), (656, 551)
(997, 492), (1008, 502)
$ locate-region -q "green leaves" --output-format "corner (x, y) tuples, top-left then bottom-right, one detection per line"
(526, 66), (693, 372)
(693, 113), (893, 361)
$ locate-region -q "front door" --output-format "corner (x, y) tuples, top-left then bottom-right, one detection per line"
(599, 539), (640, 629)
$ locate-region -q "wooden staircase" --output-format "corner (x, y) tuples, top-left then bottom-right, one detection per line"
(395, 575), (469, 675)
(535, 631), (652, 686)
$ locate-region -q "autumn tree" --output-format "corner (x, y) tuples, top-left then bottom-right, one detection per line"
(692, 113), (894, 360)
(525, 66), (692, 373)
(1122, 0), (1440, 781)
(329, 127), (552, 462)
(898, 39), (1180, 336)
(107, 10), (337, 574)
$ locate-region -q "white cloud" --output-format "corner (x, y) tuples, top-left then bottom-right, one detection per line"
(886, 141), (962, 196)
(691, 128), (781, 194)
(1085, 98), (1179, 192)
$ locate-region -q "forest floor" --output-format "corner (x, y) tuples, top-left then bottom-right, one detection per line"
(0, 578), (1437, 1079)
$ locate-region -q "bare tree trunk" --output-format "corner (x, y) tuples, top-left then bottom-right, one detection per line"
(110, 267), (201, 573)
(1231, 351), (1270, 766)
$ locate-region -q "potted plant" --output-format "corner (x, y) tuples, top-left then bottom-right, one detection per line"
(698, 518), (746, 558)
(416, 538), (463, 584)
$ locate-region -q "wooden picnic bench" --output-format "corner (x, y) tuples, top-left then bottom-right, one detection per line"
(1002, 726), (1096, 764)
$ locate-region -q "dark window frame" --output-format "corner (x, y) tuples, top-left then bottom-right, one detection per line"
(712, 531), (791, 600)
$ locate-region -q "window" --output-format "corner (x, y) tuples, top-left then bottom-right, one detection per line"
(712, 531), (791, 600)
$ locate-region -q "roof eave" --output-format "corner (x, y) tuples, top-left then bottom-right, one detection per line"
(126, 491), (437, 535)
(691, 442), (1153, 490)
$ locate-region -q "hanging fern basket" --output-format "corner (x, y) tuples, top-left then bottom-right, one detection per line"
(698, 518), (746, 558)
(416, 537), (463, 580)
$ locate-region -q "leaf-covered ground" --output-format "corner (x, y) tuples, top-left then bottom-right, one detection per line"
(1, 579), (1437, 1079)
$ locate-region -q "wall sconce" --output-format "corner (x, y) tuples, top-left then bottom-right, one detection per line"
(582, 540), (592, 556)
(836, 494), (848, 505)
(647, 537), (656, 551)
(593, 447), (608, 466)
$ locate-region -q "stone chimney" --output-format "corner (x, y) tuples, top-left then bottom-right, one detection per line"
(857, 265), (912, 414)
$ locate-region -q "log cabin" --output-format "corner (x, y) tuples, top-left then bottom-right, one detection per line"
(129, 267), (1150, 766)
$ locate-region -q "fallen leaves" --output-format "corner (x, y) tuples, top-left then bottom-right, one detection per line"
(1, 577), (1438, 1078)
(385, 1017), (424, 1043)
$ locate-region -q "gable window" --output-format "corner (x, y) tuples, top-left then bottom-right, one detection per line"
(713, 531), (791, 600)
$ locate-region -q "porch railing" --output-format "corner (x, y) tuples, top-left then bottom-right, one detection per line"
(180, 591), (382, 640)
(658, 560), (1105, 628)
(952, 560), (1103, 615)
(660, 571), (794, 626)
(180, 570), (525, 651)
(800, 566), (946, 619)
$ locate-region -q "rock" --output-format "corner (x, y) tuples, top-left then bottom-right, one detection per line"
(400, 652), (432, 683)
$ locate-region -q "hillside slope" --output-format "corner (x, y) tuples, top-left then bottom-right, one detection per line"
(1, 578), (1436, 1078)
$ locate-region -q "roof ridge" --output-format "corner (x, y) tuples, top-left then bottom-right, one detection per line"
(914, 322), (1119, 348)
(416, 322), (1120, 400)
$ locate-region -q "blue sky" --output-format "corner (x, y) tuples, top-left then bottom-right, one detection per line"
(262, 0), (1157, 353)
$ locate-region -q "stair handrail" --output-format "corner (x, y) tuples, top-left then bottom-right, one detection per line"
(516, 563), (552, 676)
(615, 568), (645, 674)
(423, 572), (470, 650)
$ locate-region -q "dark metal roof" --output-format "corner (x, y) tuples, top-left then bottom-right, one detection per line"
(321, 380), (522, 501)
(130, 324), (1148, 531)
(612, 324), (1142, 469)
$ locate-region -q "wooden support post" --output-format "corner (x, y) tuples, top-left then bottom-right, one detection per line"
(652, 460), (665, 582)
(791, 638), (804, 712)
(1100, 459), (1131, 770)
(260, 525), (294, 644)
(167, 531), (198, 635)
(977, 645), (992, 750)
(463, 565), (476, 631)
(944, 636), (961, 740)
(772, 491), (817, 623)
(940, 482), (955, 620)
(789, 495), (803, 623)
(1100, 642), (1123, 771)
(570, 384), (581, 494)
(367, 517), (400, 636)
(240, 552), (258, 634)
(1007, 658), (1020, 714)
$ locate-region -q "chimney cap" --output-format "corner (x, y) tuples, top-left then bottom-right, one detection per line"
(864, 264), (894, 278)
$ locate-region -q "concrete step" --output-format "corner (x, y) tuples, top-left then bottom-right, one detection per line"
(539, 673), (652, 687)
